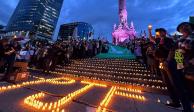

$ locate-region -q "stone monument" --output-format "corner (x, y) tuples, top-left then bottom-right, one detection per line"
(112, 0), (136, 45)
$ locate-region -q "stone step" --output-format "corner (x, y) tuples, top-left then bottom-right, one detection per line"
(56, 68), (163, 85)
(73, 58), (136, 61)
(61, 64), (149, 72)
(66, 63), (146, 69)
(55, 70), (166, 91)
(55, 58), (166, 92)
(57, 67), (160, 79)
(72, 61), (141, 66)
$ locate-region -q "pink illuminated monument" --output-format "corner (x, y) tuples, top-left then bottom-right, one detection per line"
(112, 0), (136, 45)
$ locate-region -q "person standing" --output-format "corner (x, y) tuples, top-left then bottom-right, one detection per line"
(146, 42), (156, 75)
(0, 39), (8, 74)
(3, 39), (21, 80)
(134, 41), (142, 61)
(149, 27), (183, 108)
(168, 22), (194, 112)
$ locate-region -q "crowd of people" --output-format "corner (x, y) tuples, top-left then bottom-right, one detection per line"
(30, 38), (109, 73)
(0, 37), (109, 78)
(127, 22), (194, 112)
(0, 21), (194, 111)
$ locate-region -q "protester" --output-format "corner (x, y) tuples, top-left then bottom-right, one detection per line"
(134, 41), (142, 61)
(0, 39), (8, 74)
(167, 22), (194, 112)
(0, 39), (21, 80)
(152, 28), (182, 108)
(140, 23), (194, 112)
(0, 21), (193, 112)
(146, 42), (156, 74)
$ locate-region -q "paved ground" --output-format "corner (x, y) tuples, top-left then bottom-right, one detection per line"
(0, 73), (185, 112)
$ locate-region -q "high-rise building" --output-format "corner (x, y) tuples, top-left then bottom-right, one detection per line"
(190, 16), (194, 24)
(58, 22), (94, 40)
(6, 0), (63, 40)
(0, 25), (6, 39)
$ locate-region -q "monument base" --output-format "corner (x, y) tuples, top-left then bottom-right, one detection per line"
(96, 45), (136, 59)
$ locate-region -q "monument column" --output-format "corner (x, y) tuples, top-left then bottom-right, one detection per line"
(119, 0), (126, 12)
(112, 0), (136, 45)
(119, 0), (127, 25)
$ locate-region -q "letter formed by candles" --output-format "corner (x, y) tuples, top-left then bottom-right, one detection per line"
(24, 84), (95, 111)
(23, 81), (108, 111)
(0, 77), (76, 93)
(96, 86), (145, 112)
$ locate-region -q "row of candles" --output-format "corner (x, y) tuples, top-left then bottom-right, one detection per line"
(75, 58), (136, 60)
(72, 63), (144, 68)
(97, 87), (117, 112)
(24, 84), (95, 111)
(72, 59), (141, 63)
(116, 87), (142, 93)
(63, 67), (148, 75)
(56, 68), (163, 83)
(27, 75), (146, 109)
(60, 67), (151, 75)
(31, 75), (145, 94)
(76, 58), (137, 60)
(30, 75), (144, 94)
(60, 65), (157, 78)
(0, 73), (168, 111)
(62, 64), (152, 74)
(23, 77), (115, 111)
(81, 81), (143, 94)
(81, 81), (107, 88)
(32, 75), (179, 111)
(57, 68), (156, 79)
(71, 69), (159, 82)
(30, 75), (45, 80)
(45, 78), (75, 85)
(75, 62), (141, 66)
(115, 91), (146, 101)
(50, 71), (167, 90)
(0, 77), (75, 93)
(96, 86), (145, 112)
(76, 59), (138, 63)
(77, 58), (137, 60)
(63, 64), (146, 71)
(35, 65), (167, 90)
(76, 61), (140, 64)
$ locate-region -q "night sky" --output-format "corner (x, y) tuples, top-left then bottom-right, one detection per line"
(0, 0), (194, 41)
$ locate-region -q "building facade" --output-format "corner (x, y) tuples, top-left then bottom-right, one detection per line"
(58, 22), (94, 40)
(0, 25), (6, 39)
(190, 16), (194, 24)
(6, 0), (63, 40)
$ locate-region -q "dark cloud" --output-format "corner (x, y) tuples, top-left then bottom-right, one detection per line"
(0, 0), (194, 41)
